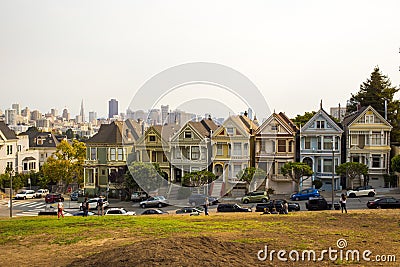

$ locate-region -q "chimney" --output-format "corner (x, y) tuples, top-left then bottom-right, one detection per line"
(244, 111), (248, 117)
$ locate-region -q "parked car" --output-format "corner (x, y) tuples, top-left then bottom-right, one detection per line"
(188, 194), (219, 206)
(131, 191), (149, 202)
(79, 197), (109, 210)
(305, 197), (340, 211)
(290, 188), (320, 201)
(105, 208), (136, 216)
(141, 209), (169, 215)
(72, 211), (95, 216)
(367, 197), (400, 209)
(140, 196), (168, 208)
(255, 199), (300, 213)
(241, 191), (269, 204)
(35, 189), (49, 198)
(176, 207), (203, 215)
(15, 190), (36, 200)
(70, 191), (79, 201)
(217, 203), (252, 212)
(45, 193), (65, 203)
(347, 185), (375, 198)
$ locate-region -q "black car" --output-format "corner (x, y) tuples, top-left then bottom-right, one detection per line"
(141, 209), (169, 215)
(367, 197), (400, 209)
(188, 194), (219, 206)
(306, 197), (340, 211)
(255, 199), (300, 213)
(217, 203), (251, 212)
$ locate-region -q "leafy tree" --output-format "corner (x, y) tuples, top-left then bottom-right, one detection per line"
(127, 162), (164, 193)
(182, 170), (216, 188)
(391, 154), (400, 173)
(347, 66), (400, 141)
(281, 162), (313, 192)
(152, 163), (168, 180)
(65, 129), (74, 139)
(41, 139), (86, 188)
(236, 167), (266, 192)
(312, 180), (323, 189)
(336, 162), (368, 189)
(291, 111), (316, 128)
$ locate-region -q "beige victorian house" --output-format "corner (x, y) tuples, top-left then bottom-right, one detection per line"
(255, 112), (298, 194)
(342, 106), (392, 188)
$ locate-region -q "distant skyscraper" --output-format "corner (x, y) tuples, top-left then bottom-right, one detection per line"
(248, 108), (253, 120)
(161, 105), (169, 125)
(62, 108), (70, 121)
(12, 103), (20, 115)
(108, 99), (118, 119)
(89, 111), (97, 123)
(21, 107), (30, 118)
(80, 100), (85, 122)
(50, 108), (58, 117)
(30, 110), (41, 121)
(5, 109), (17, 125)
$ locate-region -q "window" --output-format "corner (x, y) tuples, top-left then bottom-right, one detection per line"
(372, 155), (381, 168)
(351, 135), (358, 145)
(227, 127), (234, 136)
(317, 137), (321, 150)
(216, 144), (223, 155)
(90, 148), (97, 160)
(29, 162), (36, 170)
(305, 137), (311, 149)
(288, 141), (293, 153)
(324, 136), (333, 150)
(17, 145), (22, 152)
(163, 154), (168, 162)
(175, 147), (181, 159)
(316, 121), (325, 129)
(117, 148), (124, 161)
(277, 162), (285, 174)
(7, 161), (13, 170)
(260, 141), (266, 152)
(365, 115), (374, 123)
(278, 140), (286, 152)
(23, 162), (28, 171)
(371, 132), (381, 145)
(7, 145), (12, 155)
(86, 169), (96, 185)
(323, 159), (333, 173)
(184, 131), (192, 139)
(110, 148), (116, 161)
(271, 125), (278, 131)
(191, 146), (200, 160)
(233, 143), (242, 156)
(152, 151), (157, 162)
(244, 143), (249, 154)
(233, 165), (242, 177)
(149, 135), (156, 142)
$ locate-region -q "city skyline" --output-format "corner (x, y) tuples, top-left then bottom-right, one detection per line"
(1, 1), (399, 120)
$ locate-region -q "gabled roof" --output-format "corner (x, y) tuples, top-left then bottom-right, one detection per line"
(213, 115), (258, 138)
(341, 105), (391, 129)
(171, 119), (218, 142)
(301, 108), (343, 133)
(255, 112), (298, 135)
(23, 128), (60, 148)
(136, 124), (178, 145)
(0, 121), (18, 140)
(86, 120), (142, 145)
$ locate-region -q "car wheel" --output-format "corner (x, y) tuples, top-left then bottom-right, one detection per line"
(349, 193), (356, 198)
(141, 204), (146, 208)
(377, 205), (381, 209)
(23, 197), (26, 200)
(261, 198), (267, 203)
(158, 203), (163, 208)
(191, 202), (196, 207)
(295, 197), (300, 201)
(368, 192), (375, 197)
(243, 199), (249, 204)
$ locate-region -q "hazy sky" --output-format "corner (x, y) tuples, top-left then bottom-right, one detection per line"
(1, 0), (399, 119)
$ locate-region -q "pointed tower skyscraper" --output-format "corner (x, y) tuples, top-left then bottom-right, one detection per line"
(80, 99), (85, 122)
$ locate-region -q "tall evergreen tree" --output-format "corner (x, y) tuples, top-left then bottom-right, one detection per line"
(347, 66), (400, 141)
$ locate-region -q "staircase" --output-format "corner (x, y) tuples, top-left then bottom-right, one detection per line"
(210, 181), (224, 198)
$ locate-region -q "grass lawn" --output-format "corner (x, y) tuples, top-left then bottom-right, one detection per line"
(0, 209), (399, 266)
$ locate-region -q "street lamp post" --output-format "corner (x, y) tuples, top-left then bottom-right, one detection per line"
(331, 139), (335, 209)
(9, 170), (13, 218)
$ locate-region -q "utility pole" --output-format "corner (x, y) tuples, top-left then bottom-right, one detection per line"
(331, 138), (335, 209)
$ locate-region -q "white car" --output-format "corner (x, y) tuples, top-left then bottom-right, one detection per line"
(15, 190), (36, 200)
(105, 208), (136, 216)
(35, 189), (49, 198)
(79, 197), (109, 210)
(347, 186), (375, 198)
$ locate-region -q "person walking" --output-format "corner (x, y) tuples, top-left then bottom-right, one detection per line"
(204, 197), (209, 216)
(283, 201), (289, 214)
(83, 197), (88, 217)
(340, 193), (347, 213)
(97, 197), (104, 216)
(57, 199), (64, 219)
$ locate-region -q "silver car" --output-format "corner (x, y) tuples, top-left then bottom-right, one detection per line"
(140, 196), (168, 208)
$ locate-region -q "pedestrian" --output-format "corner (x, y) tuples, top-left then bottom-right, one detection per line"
(283, 200), (289, 214)
(340, 193), (347, 213)
(83, 197), (88, 217)
(57, 199), (64, 219)
(97, 197), (104, 216)
(204, 197), (209, 216)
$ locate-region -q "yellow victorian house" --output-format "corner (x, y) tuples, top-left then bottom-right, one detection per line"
(342, 106), (392, 188)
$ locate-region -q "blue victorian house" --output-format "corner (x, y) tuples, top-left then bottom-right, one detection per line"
(299, 104), (343, 191)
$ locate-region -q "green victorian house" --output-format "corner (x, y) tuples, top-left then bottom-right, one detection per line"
(83, 119), (142, 197)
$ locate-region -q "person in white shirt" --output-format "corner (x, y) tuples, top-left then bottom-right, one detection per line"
(57, 199), (64, 219)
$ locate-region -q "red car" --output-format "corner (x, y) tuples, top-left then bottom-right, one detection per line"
(45, 193), (64, 203)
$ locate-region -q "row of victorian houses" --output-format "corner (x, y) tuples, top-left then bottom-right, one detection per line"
(82, 104), (394, 198)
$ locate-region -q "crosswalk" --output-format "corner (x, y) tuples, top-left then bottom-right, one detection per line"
(1, 200), (72, 217)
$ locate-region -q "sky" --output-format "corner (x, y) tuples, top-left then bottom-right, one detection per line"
(0, 0), (399, 120)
